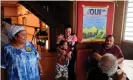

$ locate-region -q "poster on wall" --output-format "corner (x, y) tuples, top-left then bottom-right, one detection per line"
(82, 5), (109, 42)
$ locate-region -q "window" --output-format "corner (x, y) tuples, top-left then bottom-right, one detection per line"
(124, 0), (133, 41)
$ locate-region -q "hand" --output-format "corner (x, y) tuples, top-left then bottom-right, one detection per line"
(57, 35), (64, 43)
(38, 61), (43, 76)
(93, 52), (102, 61)
(39, 67), (43, 76)
(71, 47), (74, 50)
(117, 69), (126, 80)
(67, 53), (72, 60)
(120, 72), (126, 80)
(62, 50), (66, 55)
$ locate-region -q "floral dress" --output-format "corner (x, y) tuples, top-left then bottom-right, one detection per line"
(56, 34), (77, 52)
(1, 41), (40, 80)
(55, 47), (71, 79)
(56, 34), (77, 80)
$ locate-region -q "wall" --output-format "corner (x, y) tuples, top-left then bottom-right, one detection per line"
(113, 1), (133, 59)
(17, 5), (47, 42)
(77, 1), (115, 43)
(75, 1), (115, 80)
(68, 2), (75, 34)
(2, 4), (49, 48)
(17, 5), (39, 41)
(121, 41), (133, 59)
(75, 1), (133, 80)
(113, 1), (126, 45)
(75, 1), (133, 59)
(2, 6), (18, 24)
(72, 1), (77, 34)
(4, 7), (17, 17)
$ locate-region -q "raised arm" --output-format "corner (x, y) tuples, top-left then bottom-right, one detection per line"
(93, 52), (102, 61)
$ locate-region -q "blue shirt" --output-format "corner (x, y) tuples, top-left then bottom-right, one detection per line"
(1, 41), (40, 80)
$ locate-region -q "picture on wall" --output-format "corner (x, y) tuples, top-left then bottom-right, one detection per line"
(82, 5), (109, 42)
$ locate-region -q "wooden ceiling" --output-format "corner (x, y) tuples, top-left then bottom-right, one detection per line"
(1, 1), (19, 7)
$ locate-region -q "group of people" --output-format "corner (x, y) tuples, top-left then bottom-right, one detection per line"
(55, 26), (77, 80)
(87, 35), (126, 80)
(55, 26), (127, 80)
(1, 22), (127, 80)
(1, 22), (77, 80)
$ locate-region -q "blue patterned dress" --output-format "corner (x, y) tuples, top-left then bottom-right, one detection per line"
(1, 41), (40, 80)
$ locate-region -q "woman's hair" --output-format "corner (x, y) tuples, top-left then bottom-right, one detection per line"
(64, 24), (71, 30)
(64, 24), (75, 35)
(98, 53), (118, 76)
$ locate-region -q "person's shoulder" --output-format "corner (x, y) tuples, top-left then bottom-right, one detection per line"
(113, 44), (120, 47)
(25, 41), (37, 51)
(2, 44), (12, 52)
(25, 41), (34, 46)
(4, 44), (12, 49)
(113, 45), (121, 50)
(26, 41), (31, 44)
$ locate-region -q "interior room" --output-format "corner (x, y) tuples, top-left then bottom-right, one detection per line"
(1, 0), (133, 80)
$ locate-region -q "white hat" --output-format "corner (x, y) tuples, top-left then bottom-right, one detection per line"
(8, 25), (25, 40)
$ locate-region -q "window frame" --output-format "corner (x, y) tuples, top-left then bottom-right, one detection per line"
(123, 1), (133, 43)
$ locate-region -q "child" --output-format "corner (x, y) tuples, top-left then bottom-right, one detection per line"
(55, 40), (71, 80)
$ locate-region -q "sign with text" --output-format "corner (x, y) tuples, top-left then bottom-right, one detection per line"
(82, 6), (109, 42)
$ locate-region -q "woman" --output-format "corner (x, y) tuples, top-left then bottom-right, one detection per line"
(56, 25), (77, 80)
(1, 25), (43, 80)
